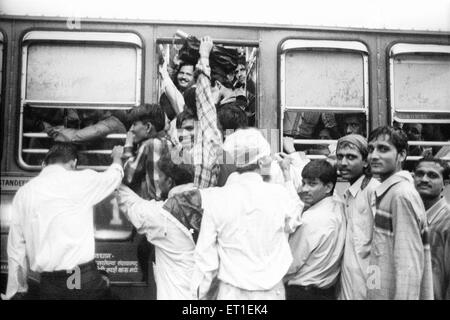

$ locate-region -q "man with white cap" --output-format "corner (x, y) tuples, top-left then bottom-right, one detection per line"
(191, 128), (303, 300)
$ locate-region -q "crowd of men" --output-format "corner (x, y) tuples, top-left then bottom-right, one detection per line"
(2, 36), (449, 300)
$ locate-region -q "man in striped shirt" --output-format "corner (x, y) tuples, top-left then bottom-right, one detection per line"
(366, 126), (433, 299)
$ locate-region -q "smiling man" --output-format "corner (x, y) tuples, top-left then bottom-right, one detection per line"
(366, 126), (433, 300)
(335, 134), (380, 300)
(414, 158), (450, 300)
(284, 159), (346, 300)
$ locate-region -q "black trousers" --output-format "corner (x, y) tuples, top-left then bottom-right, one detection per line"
(286, 284), (336, 300)
(39, 261), (113, 300)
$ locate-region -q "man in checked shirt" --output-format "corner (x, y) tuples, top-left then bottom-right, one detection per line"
(366, 126), (433, 299)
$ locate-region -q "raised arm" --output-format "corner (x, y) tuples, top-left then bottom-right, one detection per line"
(159, 61), (185, 115)
(193, 36), (222, 188)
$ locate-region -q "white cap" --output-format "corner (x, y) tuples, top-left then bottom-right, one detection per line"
(222, 128), (271, 167)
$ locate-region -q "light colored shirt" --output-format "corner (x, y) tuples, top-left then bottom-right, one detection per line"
(286, 195), (346, 289)
(426, 198), (450, 300)
(192, 172), (303, 299)
(367, 170), (433, 300)
(3, 163), (123, 300)
(338, 175), (380, 300)
(116, 184), (196, 300)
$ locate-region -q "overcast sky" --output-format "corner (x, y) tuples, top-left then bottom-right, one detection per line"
(1, 0), (450, 31)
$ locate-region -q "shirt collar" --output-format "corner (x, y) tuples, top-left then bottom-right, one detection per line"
(304, 195), (334, 214)
(427, 198), (449, 225)
(346, 175), (365, 198)
(41, 164), (69, 175)
(375, 170), (413, 198)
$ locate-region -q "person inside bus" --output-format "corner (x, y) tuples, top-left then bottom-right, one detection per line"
(284, 159), (346, 300)
(45, 109), (127, 166)
(22, 105), (81, 165)
(366, 126), (433, 300)
(413, 157), (450, 300)
(284, 111), (339, 148)
(342, 113), (366, 137)
(159, 61), (195, 121)
(233, 55), (256, 126)
(170, 36), (223, 189)
(2, 143), (124, 300)
(307, 127), (334, 156)
(335, 134), (380, 300)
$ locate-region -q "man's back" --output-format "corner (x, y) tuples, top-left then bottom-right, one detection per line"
(13, 164), (122, 272)
(197, 172), (297, 291)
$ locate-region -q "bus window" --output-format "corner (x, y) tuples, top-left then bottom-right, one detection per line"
(19, 31), (143, 240)
(389, 43), (450, 169)
(157, 40), (258, 128)
(280, 40), (369, 157)
(19, 31), (142, 169)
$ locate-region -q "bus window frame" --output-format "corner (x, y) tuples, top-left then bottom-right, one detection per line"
(388, 42), (450, 161)
(0, 30), (6, 164)
(279, 39), (370, 154)
(155, 37), (260, 127)
(18, 30), (144, 171)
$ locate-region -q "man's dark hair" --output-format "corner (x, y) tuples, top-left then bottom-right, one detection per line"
(217, 103), (248, 132)
(416, 157), (450, 180)
(157, 146), (194, 186)
(368, 126), (409, 154)
(302, 159), (337, 191)
(135, 103), (166, 132)
(182, 86), (198, 120)
(43, 143), (79, 165)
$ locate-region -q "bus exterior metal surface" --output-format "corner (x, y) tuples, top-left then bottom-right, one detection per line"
(0, 14), (449, 299)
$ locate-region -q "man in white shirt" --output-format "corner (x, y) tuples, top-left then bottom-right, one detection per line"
(192, 128), (303, 300)
(116, 146), (199, 300)
(3, 143), (124, 300)
(335, 134), (380, 300)
(284, 159), (346, 300)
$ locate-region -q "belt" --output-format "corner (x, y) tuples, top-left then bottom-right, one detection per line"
(41, 260), (97, 278)
(288, 284), (335, 295)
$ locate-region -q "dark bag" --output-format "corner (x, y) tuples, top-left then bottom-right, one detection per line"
(178, 34), (239, 88)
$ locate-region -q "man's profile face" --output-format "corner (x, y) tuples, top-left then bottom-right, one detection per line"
(158, 170), (173, 200)
(336, 145), (366, 183)
(368, 134), (403, 181)
(176, 65), (194, 90)
(178, 118), (195, 150)
(235, 64), (246, 84)
(131, 120), (150, 144)
(344, 116), (363, 135)
(414, 161), (445, 200)
(300, 178), (331, 207)
(406, 123), (423, 141)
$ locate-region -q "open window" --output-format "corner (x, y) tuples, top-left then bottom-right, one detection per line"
(280, 39), (369, 157)
(20, 31), (142, 170)
(156, 35), (259, 128)
(389, 43), (450, 167)
(19, 31), (143, 240)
